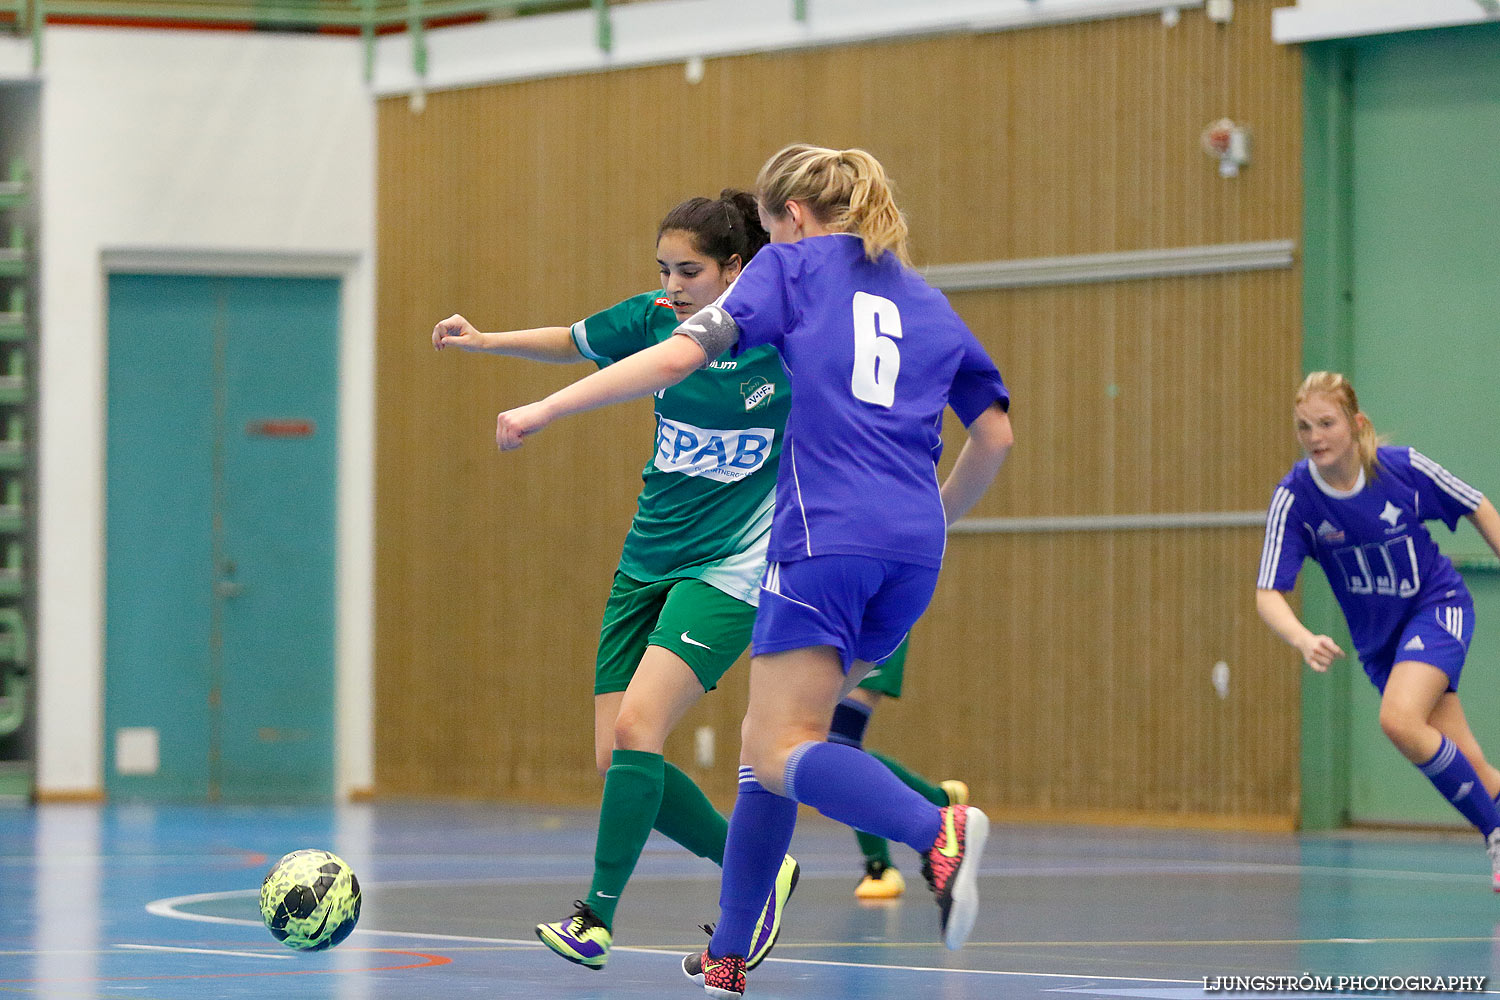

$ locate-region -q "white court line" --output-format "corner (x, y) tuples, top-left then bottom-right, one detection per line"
(146, 884), (1500, 990)
(644, 949), (1202, 985)
(146, 861), (1489, 895)
(116, 943), (293, 960)
(140, 890), (1205, 985)
(148, 890), (537, 945)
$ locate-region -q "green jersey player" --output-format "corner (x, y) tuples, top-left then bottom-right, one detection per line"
(433, 191), (799, 971)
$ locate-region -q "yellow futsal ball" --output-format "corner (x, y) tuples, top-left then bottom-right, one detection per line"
(258, 849), (362, 951)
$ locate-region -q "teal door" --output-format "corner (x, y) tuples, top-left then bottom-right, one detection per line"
(1332, 26), (1500, 825)
(105, 274), (339, 802)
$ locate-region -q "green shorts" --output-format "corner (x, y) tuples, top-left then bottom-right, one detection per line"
(856, 635), (908, 698)
(594, 571), (756, 696)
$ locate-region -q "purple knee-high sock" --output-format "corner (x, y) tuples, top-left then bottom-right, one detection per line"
(1419, 736), (1500, 837)
(709, 766), (798, 959)
(784, 740), (941, 852)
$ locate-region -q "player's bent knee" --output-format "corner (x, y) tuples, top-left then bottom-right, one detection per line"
(749, 759), (783, 793)
(1378, 710), (1428, 757)
(612, 710), (668, 754)
(743, 728), (827, 794)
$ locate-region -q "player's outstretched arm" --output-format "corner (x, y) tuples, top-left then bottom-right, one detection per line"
(432, 313), (585, 364)
(939, 404), (1013, 523)
(495, 333), (708, 450)
(1255, 588), (1345, 673)
(1466, 496), (1500, 562)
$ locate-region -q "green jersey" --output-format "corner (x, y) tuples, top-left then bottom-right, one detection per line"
(571, 292), (790, 605)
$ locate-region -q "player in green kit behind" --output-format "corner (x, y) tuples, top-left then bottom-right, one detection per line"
(834, 637), (971, 900)
(433, 191), (798, 971)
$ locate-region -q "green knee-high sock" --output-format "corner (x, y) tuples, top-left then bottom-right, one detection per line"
(587, 749), (665, 927)
(871, 749), (949, 806)
(653, 761), (729, 866)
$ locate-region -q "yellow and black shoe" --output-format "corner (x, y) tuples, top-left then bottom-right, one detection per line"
(746, 854), (799, 970)
(535, 900), (611, 970)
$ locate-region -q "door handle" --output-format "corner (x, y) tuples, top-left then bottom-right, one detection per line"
(214, 580), (244, 598)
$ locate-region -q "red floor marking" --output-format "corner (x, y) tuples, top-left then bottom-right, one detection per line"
(223, 848), (270, 868)
(0, 948), (452, 983)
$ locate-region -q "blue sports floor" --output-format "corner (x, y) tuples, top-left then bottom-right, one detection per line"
(2, 800), (1499, 998)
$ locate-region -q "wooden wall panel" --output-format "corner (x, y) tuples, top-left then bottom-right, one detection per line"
(375, 0), (1305, 824)
(914, 529), (1298, 820)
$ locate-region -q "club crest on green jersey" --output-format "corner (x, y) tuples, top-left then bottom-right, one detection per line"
(740, 376), (776, 412)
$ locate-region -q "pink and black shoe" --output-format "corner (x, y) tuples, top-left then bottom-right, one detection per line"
(921, 803), (990, 949)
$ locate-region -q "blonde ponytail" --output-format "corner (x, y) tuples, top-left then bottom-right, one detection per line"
(756, 143), (911, 265)
(1295, 371), (1383, 480)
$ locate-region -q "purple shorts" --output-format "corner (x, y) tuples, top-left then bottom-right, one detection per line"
(1363, 596), (1474, 693)
(752, 554), (940, 673)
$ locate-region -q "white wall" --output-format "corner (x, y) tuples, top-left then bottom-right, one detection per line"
(1273, 0), (1500, 44)
(26, 27), (374, 797)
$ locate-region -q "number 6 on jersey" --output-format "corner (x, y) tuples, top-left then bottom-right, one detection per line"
(851, 291), (903, 407)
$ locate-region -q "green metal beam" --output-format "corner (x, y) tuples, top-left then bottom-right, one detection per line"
(13, 0), (602, 78)
(18, 0), (586, 34)
(42, 0), (365, 26)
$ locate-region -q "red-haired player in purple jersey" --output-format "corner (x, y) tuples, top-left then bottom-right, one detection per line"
(1257, 371), (1500, 888)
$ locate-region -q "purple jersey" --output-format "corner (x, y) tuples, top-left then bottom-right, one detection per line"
(721, 234), (1009, 569)
(1257, 445), (1484, 661)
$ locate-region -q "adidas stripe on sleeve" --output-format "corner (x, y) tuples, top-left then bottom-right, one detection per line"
(1257, 485), (1305, 590)
(1407, 448), (1484, 518)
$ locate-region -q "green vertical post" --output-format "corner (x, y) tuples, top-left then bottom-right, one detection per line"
(793, 0), (807, 22)
(361, 0), (376, 83)
(29, 0), (43, 71)
(592, 0), (611, 54)
(408, 0), (427, 84)
(1297, 41), (1357, 832)
(1302, 43), (1356, 377)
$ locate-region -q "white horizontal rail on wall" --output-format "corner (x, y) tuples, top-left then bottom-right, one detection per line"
(372, 0), (1205, 97)
(950, 511), (1269, 535)
(100, 248), (359, 277)
(923, 240), (1295, 292)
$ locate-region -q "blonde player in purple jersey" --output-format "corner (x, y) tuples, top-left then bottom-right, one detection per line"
(494, 144), (1014, 998)
(1257, 372), (1500, 885)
